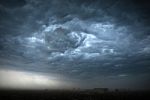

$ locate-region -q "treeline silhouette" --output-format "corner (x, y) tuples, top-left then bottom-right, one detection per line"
(0, 89), (149, 100)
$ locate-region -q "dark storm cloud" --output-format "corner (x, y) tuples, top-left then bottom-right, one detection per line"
(0, 0), (150, 89)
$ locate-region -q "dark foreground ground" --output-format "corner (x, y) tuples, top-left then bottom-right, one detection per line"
(0, 90), (150, 100)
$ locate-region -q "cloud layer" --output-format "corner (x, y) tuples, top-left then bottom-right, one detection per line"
(0, 0), (150, 89)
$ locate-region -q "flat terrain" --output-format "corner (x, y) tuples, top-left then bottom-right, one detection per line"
(0, 90), (149, 100)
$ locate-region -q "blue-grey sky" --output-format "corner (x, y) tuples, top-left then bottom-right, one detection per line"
(0, 0), (150, 90)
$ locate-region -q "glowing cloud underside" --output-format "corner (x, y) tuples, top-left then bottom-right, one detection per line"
(0, 69), (71, 89)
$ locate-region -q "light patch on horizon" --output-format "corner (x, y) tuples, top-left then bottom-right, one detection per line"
(0, 69), (72, 89)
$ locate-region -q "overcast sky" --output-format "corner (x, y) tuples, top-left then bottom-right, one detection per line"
(0, 0), (150, 90)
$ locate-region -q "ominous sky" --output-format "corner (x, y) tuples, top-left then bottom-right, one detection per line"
(0, 0), (150, 90)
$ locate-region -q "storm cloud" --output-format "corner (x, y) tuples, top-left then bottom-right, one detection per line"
(0, 0), (150, 90)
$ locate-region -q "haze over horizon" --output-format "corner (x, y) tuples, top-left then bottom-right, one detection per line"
(0, 0), (150, 90)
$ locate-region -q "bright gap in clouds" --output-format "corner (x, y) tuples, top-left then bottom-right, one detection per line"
(0, 69), (73, 90)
